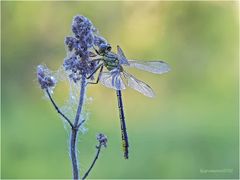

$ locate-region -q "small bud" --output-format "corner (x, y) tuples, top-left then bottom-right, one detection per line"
(65, 36), (78, 51)
(96, 133), (108, 148)
(37, 65), (56, 90)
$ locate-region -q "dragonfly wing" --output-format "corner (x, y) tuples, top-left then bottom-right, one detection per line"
(117, 45), (130, 65)
(100, 69), (126, 90)
(122, 71), (155, 98)
(128, 60), (170, 74)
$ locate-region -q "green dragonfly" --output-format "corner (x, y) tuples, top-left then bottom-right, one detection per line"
(88, 44), (170, 159)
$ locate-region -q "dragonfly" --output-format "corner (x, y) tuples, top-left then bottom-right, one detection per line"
(87, 44), (170, 159)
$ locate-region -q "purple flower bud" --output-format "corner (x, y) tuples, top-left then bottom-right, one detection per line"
(63, 55), (91, 82)
(37, 65), (56, 90)
(96, 133), (108, 148)
(71, 15), (95, 48)
(65, 36), (78, 51)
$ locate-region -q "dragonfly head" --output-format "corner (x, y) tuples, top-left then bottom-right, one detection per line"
(98, 44), (112, 55)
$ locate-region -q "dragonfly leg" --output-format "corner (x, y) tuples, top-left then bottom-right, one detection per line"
(93, 46), (100, 55)
(87, 63), (103, 80)
(87, 65), (103, 85)
(89, 58), (102, 63)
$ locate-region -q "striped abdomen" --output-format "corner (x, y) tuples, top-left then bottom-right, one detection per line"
(116, 90), (129, 159)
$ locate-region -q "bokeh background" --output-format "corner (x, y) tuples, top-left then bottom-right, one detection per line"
(1, 1), (239, 179)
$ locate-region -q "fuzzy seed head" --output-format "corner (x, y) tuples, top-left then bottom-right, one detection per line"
(37, 65), (56, 90)
(97, 133), (108, 148)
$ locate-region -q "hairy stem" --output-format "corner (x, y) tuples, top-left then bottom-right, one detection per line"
(46, 89), (73, 128)
(70, 127), (79, 180)
(82, 143), (102, 180)
(74, 76), (87, 127)
(70, 76), (87, 180)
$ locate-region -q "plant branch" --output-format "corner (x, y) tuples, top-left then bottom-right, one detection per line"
(70, 76), (87, 180)
(46, 89), (73, 128)
(82, 143), (102, 180)
(77, 119), (85, 129)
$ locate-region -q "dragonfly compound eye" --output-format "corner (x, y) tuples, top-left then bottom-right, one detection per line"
(98, 44), (111, 54)
(106, 44), (112, 51)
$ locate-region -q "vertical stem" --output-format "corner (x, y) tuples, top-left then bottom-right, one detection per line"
(70, 75), (87, 180)
(74, 76), (87, 127)
(70, 128), (79, 180)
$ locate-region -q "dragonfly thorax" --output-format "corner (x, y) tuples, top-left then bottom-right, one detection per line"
(103, 52), (120, 71)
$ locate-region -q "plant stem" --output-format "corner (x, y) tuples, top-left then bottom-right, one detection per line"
(70, 76), (87, 180)
(82, 144), (102, 180)
(70, 127), (79, 180)
(74, 76), (87, 128)
(46, 89), (74, 128)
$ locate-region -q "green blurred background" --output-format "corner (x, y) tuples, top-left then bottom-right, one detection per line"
(1, 1), (239, 179)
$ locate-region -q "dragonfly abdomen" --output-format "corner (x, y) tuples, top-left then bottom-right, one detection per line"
(116, 90), (129, 159)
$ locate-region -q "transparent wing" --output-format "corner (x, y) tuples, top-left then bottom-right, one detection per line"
(123, 71), (155, 98)
(99, 69), (126, 90)
(117, 45), (130, 65)
(127, 60), (170, 74)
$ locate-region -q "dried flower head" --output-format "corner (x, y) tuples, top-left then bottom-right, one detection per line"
(63, 15), (108, 83)
(37, 65), (56, 90)
(69, 15), (96, 54)
(96, 133), (108, 148)
(72, 15), (96, 45)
